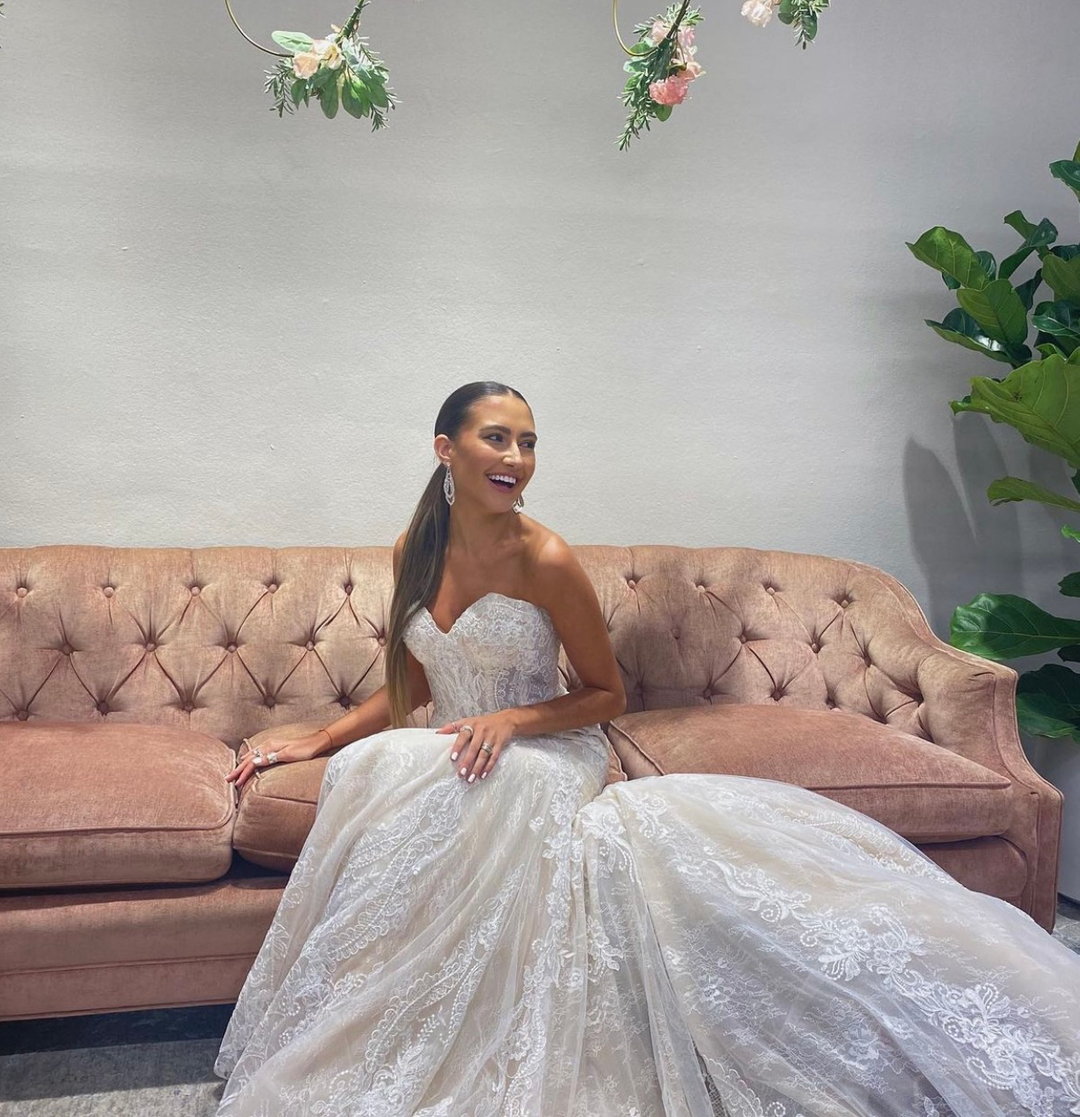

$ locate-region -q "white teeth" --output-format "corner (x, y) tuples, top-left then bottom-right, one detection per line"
(489, 474), (516, 485)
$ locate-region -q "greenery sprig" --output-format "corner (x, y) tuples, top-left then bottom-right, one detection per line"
(741, 0), (831, 48)
(618, 3), (705, 151)
(263, 0), (396, 128)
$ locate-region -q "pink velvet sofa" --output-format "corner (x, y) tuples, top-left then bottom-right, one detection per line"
(0, 544), (1062, 1022)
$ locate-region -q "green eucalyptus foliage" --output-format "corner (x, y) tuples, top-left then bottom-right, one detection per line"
(911, 141), (1080, 742)
(263, 0), (396, 129)
(618, 3), (704, 152)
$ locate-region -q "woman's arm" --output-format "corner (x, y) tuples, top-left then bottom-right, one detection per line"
(505, 533), (626, 736)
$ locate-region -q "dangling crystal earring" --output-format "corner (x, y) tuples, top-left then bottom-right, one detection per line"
(512, 492), (524, 513)
(443, 463), (455, 506)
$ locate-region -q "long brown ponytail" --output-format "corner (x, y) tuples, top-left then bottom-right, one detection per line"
(385, 381), (530, 727)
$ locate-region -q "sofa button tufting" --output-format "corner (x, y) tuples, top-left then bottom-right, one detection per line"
(344, 583), (353, 594)
(16, 586), (28, 597)
(626, 578), (636, 589)
(377, 636), (386, 646)
(339, 695), (351, 708)
(103, 585), (115, 597)
(703, 687), (712, 699)
(811, 642), (820, 652)
(145, 642), (156, 652)
(765, 585), (776, 595)
(16, 710), (28, 720)
(96, 700), (109, 714)
(190, 585), (201, 596)
(267, 582), (278, 593)
(306, 640), (315, 650)
(182, 700), (194, 713)
(61, 644), (72, 655)
(825, 698), (836, 709)
(226, 643), (237, 653)
(265, 697), (276, 708)
(671, 628), (680, 640)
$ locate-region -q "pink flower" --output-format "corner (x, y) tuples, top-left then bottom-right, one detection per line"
(741, 0), (777, 27)
(679, 60), (704, 81)
(647, 19), (670, 44)
(649, 75), (690, 105)
(677, 26), (696, 54)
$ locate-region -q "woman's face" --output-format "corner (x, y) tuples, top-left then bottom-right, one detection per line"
(436, 394), (537, 511)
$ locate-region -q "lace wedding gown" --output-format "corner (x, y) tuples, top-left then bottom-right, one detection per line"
(213, 592), (1080, 1116)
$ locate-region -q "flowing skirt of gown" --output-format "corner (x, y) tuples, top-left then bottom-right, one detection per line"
(212, 595), (1080, 1116)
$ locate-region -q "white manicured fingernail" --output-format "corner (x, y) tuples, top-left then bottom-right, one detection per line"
(459, 767), (467, 777)
(480, 771), (488, 779)
(467, 773), (476, 783)
(451, 752), (458, 761)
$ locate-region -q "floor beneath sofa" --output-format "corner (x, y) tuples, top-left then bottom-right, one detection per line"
(2, 896), (1079, 1115)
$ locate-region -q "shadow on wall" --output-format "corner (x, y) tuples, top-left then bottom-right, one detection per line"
(904, 420), (1078, 638)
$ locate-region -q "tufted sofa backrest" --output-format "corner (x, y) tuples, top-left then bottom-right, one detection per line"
(0, 545), (961, 750)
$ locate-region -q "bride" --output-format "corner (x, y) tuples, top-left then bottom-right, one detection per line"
(213, 381), (1080, 1116)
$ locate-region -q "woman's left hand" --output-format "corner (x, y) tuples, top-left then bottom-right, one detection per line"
(435, 711), (519, 783)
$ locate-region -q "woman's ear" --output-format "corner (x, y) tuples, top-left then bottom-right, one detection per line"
(433, 433), (452, 466)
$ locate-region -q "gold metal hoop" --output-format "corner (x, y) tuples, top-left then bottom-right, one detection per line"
(223, 0), (289, 57)
(612, 0), (692, 58)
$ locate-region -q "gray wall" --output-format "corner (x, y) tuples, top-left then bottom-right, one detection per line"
(2, 0), (1078, 637)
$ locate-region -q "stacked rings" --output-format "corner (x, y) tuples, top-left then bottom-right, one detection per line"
(480, 743), (494, 755)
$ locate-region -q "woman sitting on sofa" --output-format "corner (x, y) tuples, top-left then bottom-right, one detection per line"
(214, 380), (1080, 1117)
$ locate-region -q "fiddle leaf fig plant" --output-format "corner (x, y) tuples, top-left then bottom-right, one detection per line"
(910, 140), (1080, 742)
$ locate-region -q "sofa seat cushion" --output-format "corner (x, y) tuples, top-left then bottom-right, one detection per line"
(0, 720), (235, 889)
(233, 721), (629, 872)
(231, 724), (331, 872)
(607, 704), (1013, 843)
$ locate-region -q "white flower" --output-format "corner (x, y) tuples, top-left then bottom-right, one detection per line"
(292, 50), (321, 79)
(310, 38), (344, 69)
(741, 0), (778, 27)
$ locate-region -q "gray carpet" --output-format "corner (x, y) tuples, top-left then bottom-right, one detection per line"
(2, 898), (1079, 1116)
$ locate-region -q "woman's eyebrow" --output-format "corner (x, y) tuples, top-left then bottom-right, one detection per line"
(480, 424), (538, 439)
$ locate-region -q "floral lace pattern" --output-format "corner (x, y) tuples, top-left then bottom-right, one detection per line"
(214, 592), (1080, 1116)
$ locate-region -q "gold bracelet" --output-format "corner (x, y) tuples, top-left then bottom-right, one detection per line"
(320, 728), (334, 750)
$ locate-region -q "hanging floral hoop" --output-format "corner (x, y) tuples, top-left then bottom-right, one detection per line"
(226, 0), (397, 128)
(226, 0), (829, 148)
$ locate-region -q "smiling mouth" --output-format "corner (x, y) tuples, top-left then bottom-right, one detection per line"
(487, 474), (517, 491)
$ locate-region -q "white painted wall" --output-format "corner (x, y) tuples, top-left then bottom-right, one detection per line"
(2, 0), (1079, 638)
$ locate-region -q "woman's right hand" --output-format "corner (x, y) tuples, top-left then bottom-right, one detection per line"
(226, 732), (332, 793)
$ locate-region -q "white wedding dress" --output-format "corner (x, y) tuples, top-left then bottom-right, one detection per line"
(213, 592), (1080, 1116)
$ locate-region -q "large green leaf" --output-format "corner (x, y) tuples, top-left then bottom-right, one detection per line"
(907, 227), (992, 290)
(1050, 158), (1080, 204)
(1015, 270), (1043, 312)
(999, 218), (1058, 280)
(956, 279), (1029, 347)
(1042, 254), (1080, 302)
(1004, 210), (1037, 238)
(1032, 300), (1080, 354)
(967, 350), (1080, 468)
(927, 308), (1014, 364)
(950, 592), (1080, 659)
(1060, 572), (1080, 597)
(1016, 664), (1080, 740)
(986, 476), (1080, 513)
(271, 30), (315, 54)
